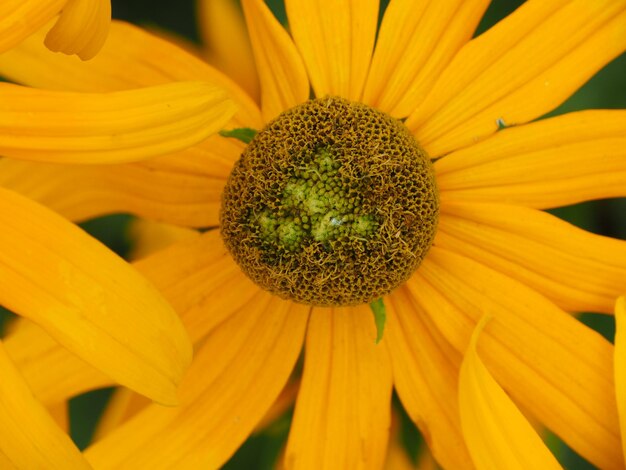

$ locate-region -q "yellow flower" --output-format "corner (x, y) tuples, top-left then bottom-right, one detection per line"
(1, 0), (111, 60)
(2, 0), (626, 468)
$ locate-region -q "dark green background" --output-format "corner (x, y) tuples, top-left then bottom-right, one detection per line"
(3, 0), (625, 468)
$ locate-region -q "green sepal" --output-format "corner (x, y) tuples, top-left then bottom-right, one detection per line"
(219, 127), (258, 144)
(370, 298), (386, 344)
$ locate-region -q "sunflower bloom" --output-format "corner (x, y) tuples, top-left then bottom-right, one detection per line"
(1, 0), (111, 59)
(1, 0), (626, 468)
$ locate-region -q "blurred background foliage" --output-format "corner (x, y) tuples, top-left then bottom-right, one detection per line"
(1, 0), (624, 468)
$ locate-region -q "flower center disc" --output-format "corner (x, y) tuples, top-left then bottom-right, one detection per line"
(220, 97), (439, 306)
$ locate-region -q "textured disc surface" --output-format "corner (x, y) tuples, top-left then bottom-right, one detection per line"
(221, 97), (439, 306)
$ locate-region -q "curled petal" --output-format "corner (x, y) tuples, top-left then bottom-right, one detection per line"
(0, 0), (65, 54)
(4, 230), (257, 408)
(386, 287), (471, 469)
(412, 248), (623, 469)
(0, 340), (90, 469)
(5, 320), (112, 406)
(459, 316), (562, 469)
(133, 230), (262, 344)
(85, 295), (309, 468)
(0, 187), (192, 405)
(0, 20), (262, 128)
(0, 81), (236, 164)
(44, 0), (111, 60)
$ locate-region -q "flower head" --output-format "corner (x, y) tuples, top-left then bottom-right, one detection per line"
(221, 96), (439, 306)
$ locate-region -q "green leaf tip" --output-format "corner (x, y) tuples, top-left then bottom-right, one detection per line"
(370, 298), (386, 344)
(219, 127), (258, 144)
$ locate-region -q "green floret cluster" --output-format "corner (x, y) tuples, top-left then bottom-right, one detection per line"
(255, 148), (378, 251)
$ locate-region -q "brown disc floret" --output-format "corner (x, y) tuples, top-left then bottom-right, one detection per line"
(220, 96), (439, 306)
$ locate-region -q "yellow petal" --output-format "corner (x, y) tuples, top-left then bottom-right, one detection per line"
(384, 410), (434, 470)
(127, 219), (200, 261)
(616, 296), (626, 463)
(5, 232), (266, 426)
(412, 248), (623, 469)
(0, 340), (91, 469)
(0, 159), (224, 227)
(0, 81), (236, 164)
(47, 401), (69, 433)
(10, 230), (261, 406)
(197, 0), (260, 102)
(242, 0), (309, 122)
(408, 0), (626, 156)
(44, 0), (110, 60)
(0, 0), (65, 54)
(255, 379), (299, 432)
(92, 388), (150, 442)
(5, 231), (253, 408)
(285, 0), (378, 101)
(386, 288), (472, 470)
(362, 0), (489, 117)
(0, 187), (192, 405)
(0, 454), (12, 469)
(436, 110), (626, 208)
(133, 230), (261, 343)
(286, 305), (393, 469)
(0, 134), (240, 227)
(459, 316), (562, 470)
(85, 294), (309, 468)
(437, 202), (626, 313)
(384, 438), (416, 470)
(144, 132), (242, 178)
(0, 20), (262, 129)
(10, 230), (264, 420)
(4, 319), (112, 406)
